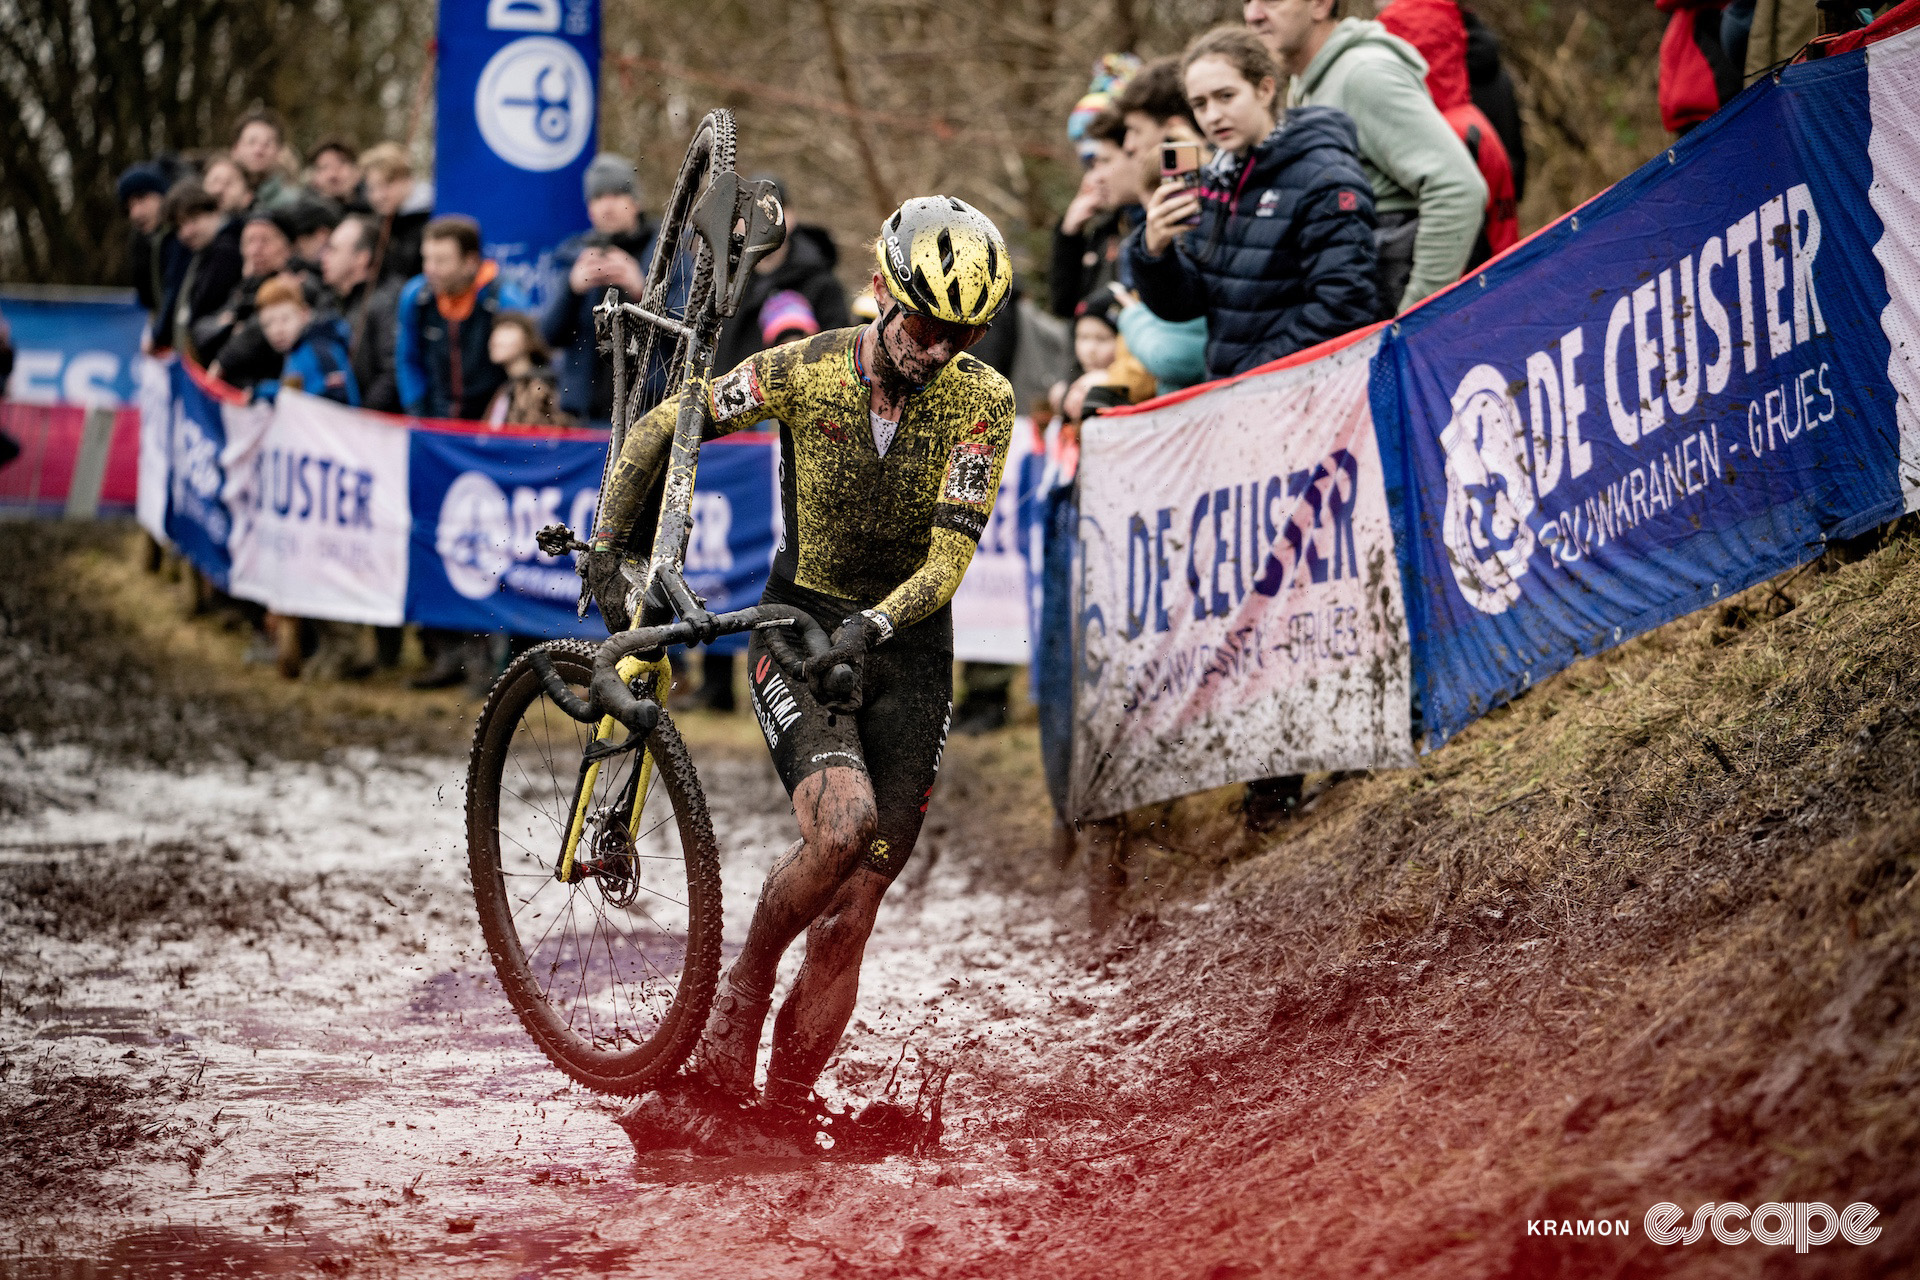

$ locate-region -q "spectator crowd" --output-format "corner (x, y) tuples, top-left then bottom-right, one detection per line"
(1029, 0), (1528, 833)
(103, 2), (1888, 790)
(114, 110), (851, 698)
(1024, 0), (1892, 859)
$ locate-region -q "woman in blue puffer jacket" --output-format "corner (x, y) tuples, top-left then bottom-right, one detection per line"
(1121, 26), (1378, 382)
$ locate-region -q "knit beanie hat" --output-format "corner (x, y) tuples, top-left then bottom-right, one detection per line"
(117, 163), (170, 207)
(760, 290), (820, 345)
(1067, 52), (1143, 163)
(1074, 285), (1124, 334)
(584, 153), (639, 203)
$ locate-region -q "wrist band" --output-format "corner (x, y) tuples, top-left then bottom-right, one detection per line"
(859, 608), (894, 644)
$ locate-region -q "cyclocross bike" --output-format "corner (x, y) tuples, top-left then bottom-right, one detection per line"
(463, 111), (855, 1095)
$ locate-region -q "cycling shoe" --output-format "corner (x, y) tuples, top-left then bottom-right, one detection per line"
(686, 966), (772, 1100)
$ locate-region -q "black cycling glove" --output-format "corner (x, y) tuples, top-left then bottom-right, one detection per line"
(801, 610), (890, 713)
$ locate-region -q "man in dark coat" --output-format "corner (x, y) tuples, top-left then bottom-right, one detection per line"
(322, 214), (403, 412)
(711, 180), (852, 376)
(1122, 107), (1377, 380)
(360, 142), (434, 286)
(1047, 110), (1141, 320)
(396, 215), (522, 419)
(542, 153), (658, 425)
(120, 163), (182, 330)
(201, 209), (326, 389)
(158, 180), (244, 361)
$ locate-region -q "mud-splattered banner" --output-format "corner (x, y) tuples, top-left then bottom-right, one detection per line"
(1069, 332), (1415, 821)
(950, 419), (1043, 664)
(1374, 18), (1920, 748)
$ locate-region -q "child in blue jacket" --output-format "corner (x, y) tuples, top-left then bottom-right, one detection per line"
(256, 275), (360, 406)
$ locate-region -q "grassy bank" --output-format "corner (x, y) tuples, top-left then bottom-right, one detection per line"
(1038, 525), (1920, 1277)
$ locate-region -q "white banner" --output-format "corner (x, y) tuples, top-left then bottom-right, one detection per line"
(1070, 334), (1414, 820)
(135, 357), (171, 542)
(225, 389), (411, 625)
(951, 415), (1034, 663)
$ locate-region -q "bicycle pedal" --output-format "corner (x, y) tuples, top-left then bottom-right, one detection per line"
(536, 522), (587, 558)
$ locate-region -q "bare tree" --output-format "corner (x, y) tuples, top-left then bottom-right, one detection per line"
(0, 0), (433, 288)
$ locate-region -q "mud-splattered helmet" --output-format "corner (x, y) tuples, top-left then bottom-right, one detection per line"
(874, 196), (1013, 328)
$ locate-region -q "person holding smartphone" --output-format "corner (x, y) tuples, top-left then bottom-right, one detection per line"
(1120, 25), (1378, 382)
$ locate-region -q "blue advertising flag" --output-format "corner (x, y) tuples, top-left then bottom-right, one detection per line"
(1, 289), (148, 406)
(406, 426), (614, 637)
(435, 0), (600, 313)
(1374, 48), (1913, 748)
(163, 363), (237, 589)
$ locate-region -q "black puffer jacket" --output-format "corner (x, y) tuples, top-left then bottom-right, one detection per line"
(1121, 107), (1379, 380)
(543, 219), (658, 422)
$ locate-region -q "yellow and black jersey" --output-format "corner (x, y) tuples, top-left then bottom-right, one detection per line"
(595, 326), (1015, 631)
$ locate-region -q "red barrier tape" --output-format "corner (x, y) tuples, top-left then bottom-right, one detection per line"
(0, 400), (142, 510)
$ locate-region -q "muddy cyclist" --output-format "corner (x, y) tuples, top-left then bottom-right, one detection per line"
(580, 195), (1016, 1132)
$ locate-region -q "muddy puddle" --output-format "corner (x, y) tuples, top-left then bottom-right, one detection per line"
(1, 741), (1119, 1277)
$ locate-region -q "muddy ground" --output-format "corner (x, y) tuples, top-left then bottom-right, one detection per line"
(3, 523), (1918, 1279)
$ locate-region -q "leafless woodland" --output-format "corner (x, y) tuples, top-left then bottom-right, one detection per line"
(1, 0), (1670, 298)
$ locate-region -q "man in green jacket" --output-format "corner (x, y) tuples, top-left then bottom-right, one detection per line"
(1246, 0), (1488, 318)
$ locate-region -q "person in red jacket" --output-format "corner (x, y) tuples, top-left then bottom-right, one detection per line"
(1655, 0), (1744, 135)
(1376, 0), (1518, 266)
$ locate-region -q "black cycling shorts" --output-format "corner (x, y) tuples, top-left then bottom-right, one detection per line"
(746, 577), (953, 880)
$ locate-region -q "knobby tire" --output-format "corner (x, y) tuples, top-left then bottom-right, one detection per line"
(466, 640), (723, 1095)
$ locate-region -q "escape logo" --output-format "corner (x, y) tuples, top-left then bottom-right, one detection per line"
(1644, 1202), (1881, 1251)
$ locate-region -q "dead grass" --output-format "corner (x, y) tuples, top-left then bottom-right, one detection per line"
(1005, 525), (1920, 1279)
(0, 523), (789, 776)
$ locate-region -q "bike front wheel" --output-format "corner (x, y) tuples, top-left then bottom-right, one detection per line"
(466, 640), (722, 1094)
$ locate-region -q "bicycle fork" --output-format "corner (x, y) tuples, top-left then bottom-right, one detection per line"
(558, 654), (671, 883)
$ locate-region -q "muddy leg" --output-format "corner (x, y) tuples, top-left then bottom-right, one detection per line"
(689, 767), (876, 1097)
(731, 767), (877, 996)
(1084, 816), (1129, 933)
(762, 867), (889, 1106)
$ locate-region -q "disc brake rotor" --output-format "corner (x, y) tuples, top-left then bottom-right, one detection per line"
(581, 809), (641, 907)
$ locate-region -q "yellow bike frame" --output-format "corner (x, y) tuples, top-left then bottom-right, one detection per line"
(557, 652), (672, 882)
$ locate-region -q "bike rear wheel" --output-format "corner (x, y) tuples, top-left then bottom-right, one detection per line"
(466, 640), (722, 1094)
(599, 111), (735, 492)
(595, 109), (736, 563)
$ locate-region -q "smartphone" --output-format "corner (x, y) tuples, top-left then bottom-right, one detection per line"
(1160, 142), (1202, 185)
(1160, 142), (1203, 228)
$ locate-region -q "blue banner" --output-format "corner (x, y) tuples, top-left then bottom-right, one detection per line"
(1, 291), (147, 406)
(1375, 47), (1916, 748)
(434, 0), (599, 314)
(163, 364), (237, 589)
(406, 428), (775, 647)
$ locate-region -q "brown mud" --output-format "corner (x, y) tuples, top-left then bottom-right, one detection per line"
(3, 523), (1918, 1278)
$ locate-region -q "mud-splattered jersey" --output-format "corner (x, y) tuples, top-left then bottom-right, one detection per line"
(596, 326), (1015, 630)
